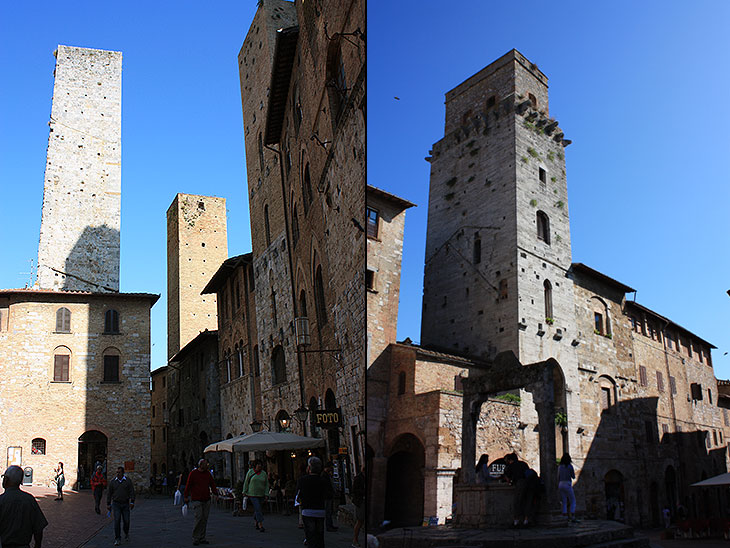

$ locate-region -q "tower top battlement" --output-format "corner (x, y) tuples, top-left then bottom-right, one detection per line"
(444, 49), (549, 135)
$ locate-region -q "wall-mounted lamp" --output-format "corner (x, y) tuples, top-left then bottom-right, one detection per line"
(576, 427), (585, 434)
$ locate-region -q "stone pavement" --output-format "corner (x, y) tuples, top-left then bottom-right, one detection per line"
(16, 486), (357, 548)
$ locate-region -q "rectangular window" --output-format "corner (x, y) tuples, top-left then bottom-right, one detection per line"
(367, 207), (379, 239)
(708, 388), (713, 404)
(152, 429), (156, 444)
(691, 383), (703, 401)
(178, 408), (184, 427)
(162, 376), (166, 388)
(696, 343), (703, 363)
(713, 430), (718, 446)
(152, 405), (156, 418)
(594, 312), (604, 334)
(499, 279), (508, 300)
(31, 439), (46, 455)
(665, 331), (674, 350)
(103, 355), (119, 382)
(54, 355), (69, 382)
(639, 365), (647, 387)
(669, 376), (677, 395)
(645, 421), (654, 444)
(656, 371), (664, 392)
(539, 167), (546, 184)
(600, 387), (611, 410)
(366, 269), (375, 291)
(662, 424), (669, 436)
(162, 428), (167, 442)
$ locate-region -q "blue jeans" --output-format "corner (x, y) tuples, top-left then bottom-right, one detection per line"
(112, 501), (130, 539)
(250, 496), (264, 524)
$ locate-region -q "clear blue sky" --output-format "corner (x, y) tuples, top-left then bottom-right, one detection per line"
(369, 1), (730, 379)
(0, 1), (259, 369)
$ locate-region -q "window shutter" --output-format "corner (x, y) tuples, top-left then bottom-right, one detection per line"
(104, 355), (119, 382)
(639, 366), (647, 387)
(54, 355), (69, 382)
(656, 371), (664, 392)
(669, 376), (677, 395)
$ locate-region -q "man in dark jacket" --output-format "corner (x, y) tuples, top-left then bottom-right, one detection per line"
(297, 456), (333, 548)
(107, 466), (135, 545)
(0, 465), (48, 548)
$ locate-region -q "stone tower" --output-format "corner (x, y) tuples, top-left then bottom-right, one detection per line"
(166, 194), (228, 359)
(37, 45), (122, 292)
(421, 50), (582, 459)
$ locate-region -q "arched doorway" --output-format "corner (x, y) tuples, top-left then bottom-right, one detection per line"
(385, 433), (425, 526)
(605, 470), (625, 522)
(78, 430), (108, 489)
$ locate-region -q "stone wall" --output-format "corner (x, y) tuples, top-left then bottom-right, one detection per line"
(37, 46), (122, 292)
(166, 194), (227, 359)
(0, 290), (155, 489)
(150, 367), (168, 477)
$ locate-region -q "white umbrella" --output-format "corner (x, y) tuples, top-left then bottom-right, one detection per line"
(691, 473), (730, 487)
(231, 431), (325, 452)
(203, 433), (251, 453)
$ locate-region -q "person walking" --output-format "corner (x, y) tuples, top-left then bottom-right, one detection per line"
(90, 465), (108, 514)
(322, 462), (338, 531)
(297, 456), (332, 548)
(558, 453), (577, 523)
(351, 466), (366, 548)
(107, 466), (135, 546)
(243, 460), (268, 532)
(53, 462), (65, 501)
(184, 458), (217, 546)
(0, 465), (49, 548)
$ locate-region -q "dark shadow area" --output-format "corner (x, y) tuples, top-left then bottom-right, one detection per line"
(574, 396), (728, 527)
(62, 225), (120, 292)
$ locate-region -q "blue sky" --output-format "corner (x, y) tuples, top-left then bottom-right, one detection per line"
(0, 2), (260, 368)
(368, 1), (730, 378)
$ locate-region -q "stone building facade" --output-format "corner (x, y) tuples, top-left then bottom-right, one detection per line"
(166, 194), (228, 359)
(238, 0), (365, 490)
(37, 46), (122, 292)
(150, 366), (169, 478)
(0, 289), (157, 488)
(202, 253), (260, 482)
(370, 49), (727, 528)
(165, 331), (222, 478)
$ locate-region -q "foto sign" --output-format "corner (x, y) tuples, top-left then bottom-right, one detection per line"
(314, 408), (342, 429)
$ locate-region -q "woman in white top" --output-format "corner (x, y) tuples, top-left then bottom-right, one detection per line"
(558, 454), (576, 522)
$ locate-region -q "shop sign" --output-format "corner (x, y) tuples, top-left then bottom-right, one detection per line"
(314, 408), (342, 429)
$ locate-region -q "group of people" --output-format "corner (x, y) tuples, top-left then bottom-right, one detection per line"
(475, 451), (577, 527)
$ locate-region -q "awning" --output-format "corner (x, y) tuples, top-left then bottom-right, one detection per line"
(204, 431), (325, 453)
(691, 473), (730, 487)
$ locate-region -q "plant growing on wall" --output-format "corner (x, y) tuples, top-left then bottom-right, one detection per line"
(527, 147), (539, 158)
(495, 393), (521, 404)
(547, 151), (555, 162)
(545, 317), (555, 325)
(555, 200), (564, 209)
(530, 199), (538, 207)
(521, 156), (529, 164)
(555, 412), (568, 427)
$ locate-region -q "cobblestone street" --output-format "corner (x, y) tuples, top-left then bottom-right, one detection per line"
(24, 486), (356, 548)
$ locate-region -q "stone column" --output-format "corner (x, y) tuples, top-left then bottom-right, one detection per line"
(461, 393), (479, 484)
(534, 397), (561, 515)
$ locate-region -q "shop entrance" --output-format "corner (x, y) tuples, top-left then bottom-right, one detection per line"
(78, 430), (107, 489)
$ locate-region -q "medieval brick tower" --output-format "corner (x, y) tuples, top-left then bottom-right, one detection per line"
(37, 45), (122, 292)
(166, 194), (228, 359)
(421, 49), (582, 460)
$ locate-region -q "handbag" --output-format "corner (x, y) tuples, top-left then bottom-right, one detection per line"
(242, 496), (248, 510)
(182, 503), (189, 517)
(174, 489), (182, 506)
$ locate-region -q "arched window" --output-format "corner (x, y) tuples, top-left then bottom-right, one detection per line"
(303, 163), (313, 213)
(397, 371), (406, 395)
(314, 264), (327, 325)
(32, 438), (46, 455)
(264, 204), (271, 246)
(103, 347), (121, 382)
(225, 351), (231, 383)
(299, 289), (308, 318)
(56, 307), (71, 333)
(271, 345), (286, 385)
(473, 236), (481, 264)
(104, 309), (120, 333)
(529, 93), (537, 109)
(53, 346), (71, 382)
(544, 280), (553, 320)
(598, 376), (617, 411)
(292, 204), (300, 246)
(253, 345), (260, 376)
(536, 211), (550, 244)
(233, 345), (240, 380)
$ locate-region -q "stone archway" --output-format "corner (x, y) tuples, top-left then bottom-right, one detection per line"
(605, 469), (625, 522)
(385, 433), (425, 526)
(78, 430), (108, 489)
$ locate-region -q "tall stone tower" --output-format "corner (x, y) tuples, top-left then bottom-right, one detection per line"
(421, 50), (582, 458)
(37, 45), (122, 292)
(166, 194), (228, 359)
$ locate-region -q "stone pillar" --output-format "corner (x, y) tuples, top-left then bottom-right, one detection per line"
(535, 396), (564, 524)
(461, 394), (478, 484)
(435, 468), (456, 523)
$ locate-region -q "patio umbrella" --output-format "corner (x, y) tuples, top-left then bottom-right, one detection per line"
(203, 433), (251, 453)
(690, 472), (730, 487)
(231, 431), (325, 452)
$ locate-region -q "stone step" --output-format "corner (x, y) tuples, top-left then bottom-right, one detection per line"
(584, 537), (650, 548)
